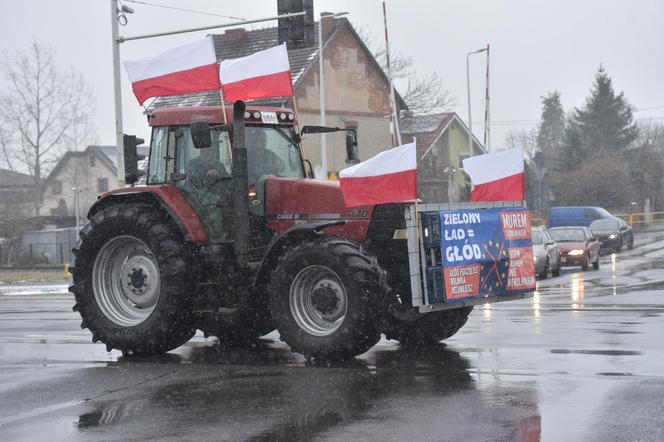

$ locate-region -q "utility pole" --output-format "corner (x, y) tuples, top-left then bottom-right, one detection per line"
(466, 47), (488, 156)
(483, 44), (490, 152)
(110, 0), (125, 185)
(383, 1), (401, 147)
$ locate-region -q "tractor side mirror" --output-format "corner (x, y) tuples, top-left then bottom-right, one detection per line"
(301, 125), (341, 134)
(191, 120), (211, 149)
(345, 129), (359, 164)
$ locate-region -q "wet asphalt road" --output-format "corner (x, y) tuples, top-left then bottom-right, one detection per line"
(1, 229), (664, 441)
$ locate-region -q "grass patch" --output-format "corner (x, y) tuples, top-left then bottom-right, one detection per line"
(0, 270), (71, 284)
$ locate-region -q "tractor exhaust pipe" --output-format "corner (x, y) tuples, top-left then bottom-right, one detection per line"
(231, 100), (250, 268)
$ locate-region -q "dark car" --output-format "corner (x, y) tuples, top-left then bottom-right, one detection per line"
(548, 226), (601, 271)
(548, 206), (619, 228)
(589, 219), (633, 253)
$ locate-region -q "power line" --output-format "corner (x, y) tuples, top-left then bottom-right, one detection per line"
(634, 105), (664, 112)
(475, 115), (664, 127)
(123, 0), (245, 21)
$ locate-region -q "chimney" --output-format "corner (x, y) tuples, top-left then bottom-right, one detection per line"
(277, 0), (314, 48)
(320, 13), (335, 42)
(225, 28), (247, 43)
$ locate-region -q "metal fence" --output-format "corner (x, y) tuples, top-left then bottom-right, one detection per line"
(20, 228), (79, 266)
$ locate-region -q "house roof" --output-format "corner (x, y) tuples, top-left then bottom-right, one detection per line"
(0, 168), (35, 188)
(43, 145), (117, 184)
(149, 18), (406, 111)
(400, 112), (486, 158)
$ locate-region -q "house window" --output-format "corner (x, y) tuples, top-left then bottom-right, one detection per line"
(97, 178), (109, 193)
(52, 180), (62, 195)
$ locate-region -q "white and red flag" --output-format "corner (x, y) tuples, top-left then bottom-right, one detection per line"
(124, 36), (220, 105)
(339, 142), (417, 207)
(462, 147), (525, 202)
(219, 43), (294, 102)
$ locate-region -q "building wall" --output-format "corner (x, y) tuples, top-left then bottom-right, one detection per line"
(41, 151), (118, 218)
(295, 23), (394, 175)
(448, 120), (484, 202)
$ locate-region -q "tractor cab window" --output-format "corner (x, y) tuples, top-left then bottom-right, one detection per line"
(246, 125), (303, 186)
(174, 126), (233, 241)
(147, 126), (169, 184)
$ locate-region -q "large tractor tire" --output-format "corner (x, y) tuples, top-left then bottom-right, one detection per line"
(70, 204), (197, 355)
(268, 236), (389, 360)
(385, 307), (474, 347)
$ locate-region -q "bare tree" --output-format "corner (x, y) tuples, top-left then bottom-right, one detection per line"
(0, 40), (96, 214)
(355, 24), (455, 114)
(504, 128), (538, 160)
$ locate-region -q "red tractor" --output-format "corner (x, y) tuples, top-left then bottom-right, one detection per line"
(70, 101), (473, 359)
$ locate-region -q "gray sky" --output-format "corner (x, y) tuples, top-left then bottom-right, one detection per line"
(1, 0), (663, 151)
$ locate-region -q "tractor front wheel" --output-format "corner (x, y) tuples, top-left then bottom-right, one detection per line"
(70, 204), (197, 355)
(268, 237), (389, 360)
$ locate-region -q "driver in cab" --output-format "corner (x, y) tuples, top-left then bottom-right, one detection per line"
(247, 129), (285, 185)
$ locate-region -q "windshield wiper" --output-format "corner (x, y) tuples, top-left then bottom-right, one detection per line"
(273, 126), (298, 147)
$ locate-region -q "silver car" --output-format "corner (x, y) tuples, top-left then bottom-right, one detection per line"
(532, 227), (561, 278)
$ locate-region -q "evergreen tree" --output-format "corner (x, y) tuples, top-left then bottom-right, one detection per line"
(563, 66), (638, 166)
(536, 91), (565, 168)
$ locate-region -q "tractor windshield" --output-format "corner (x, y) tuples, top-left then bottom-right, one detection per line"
(246, 125), (304, 186)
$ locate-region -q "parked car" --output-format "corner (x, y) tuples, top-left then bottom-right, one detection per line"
(548, 226), (601, 271)
(589, 219), (634, 253)
(532, 227), (561, 278)
(548, 206), (621, 228)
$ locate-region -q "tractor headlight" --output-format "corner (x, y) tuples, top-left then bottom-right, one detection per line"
(609, 234), (617, 239)
(533, 255), (538, 263)
(568, 249), (584, 256)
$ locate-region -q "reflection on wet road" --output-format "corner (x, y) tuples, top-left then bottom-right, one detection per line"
(0, 229), (663, 441)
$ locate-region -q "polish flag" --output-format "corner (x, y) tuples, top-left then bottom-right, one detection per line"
(124, 36), (220, 105)
(219, 44), (294, 102)
(339, 142), (417, 207)
(462, 147), (525, 202)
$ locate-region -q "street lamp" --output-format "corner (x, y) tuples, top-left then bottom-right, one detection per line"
(466, 47), (488, 157)
(319, 11), (348, 179)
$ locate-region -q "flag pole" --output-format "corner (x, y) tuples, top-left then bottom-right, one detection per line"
(219, 88), (232, 159)
(219, 89), (229, 125)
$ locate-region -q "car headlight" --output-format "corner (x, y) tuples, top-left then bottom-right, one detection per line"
(609, 234), (617, 239)
(568, 249), (584, 256)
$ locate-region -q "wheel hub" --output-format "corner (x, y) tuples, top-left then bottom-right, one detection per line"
(289, 265), (348, 337)
(92, 236), (161, 326)
(311, 286), (339, 314)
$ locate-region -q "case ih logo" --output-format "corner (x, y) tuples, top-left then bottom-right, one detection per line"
(500, 211), (531, 240)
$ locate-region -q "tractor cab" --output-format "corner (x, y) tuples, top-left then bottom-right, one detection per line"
(144, 106), (304, 241)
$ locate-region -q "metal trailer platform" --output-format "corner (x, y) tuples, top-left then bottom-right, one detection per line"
(404, 201), (534, 313)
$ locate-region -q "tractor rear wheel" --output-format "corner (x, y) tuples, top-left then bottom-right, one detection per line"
(268, 236), (389, 360)
(70, 204), (197, 355)
(385, 307), (473, 347)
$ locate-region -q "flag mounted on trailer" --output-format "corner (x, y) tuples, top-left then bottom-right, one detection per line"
(123, 36), (220, 105)
(219, 43), (294, 102)
(462, 147), (525, 202)
(339, 142), (417, 207)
